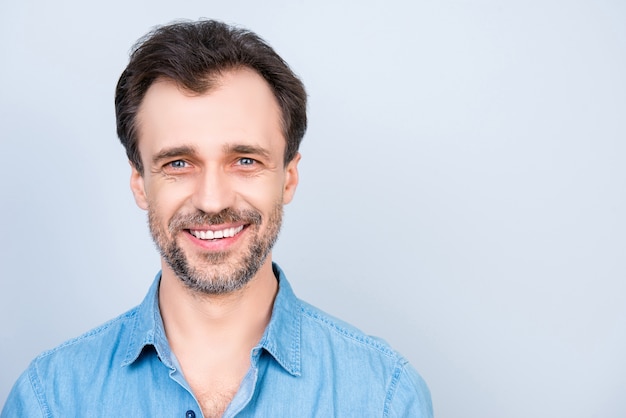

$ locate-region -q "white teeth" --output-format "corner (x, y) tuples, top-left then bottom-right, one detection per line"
(190, 225), (244, 240)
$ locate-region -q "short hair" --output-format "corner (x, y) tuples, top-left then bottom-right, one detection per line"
(115, 19), (307, 174)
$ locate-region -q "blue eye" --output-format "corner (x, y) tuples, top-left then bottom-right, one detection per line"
(238, 158), (255, 165)
(169, 160), (187, 168)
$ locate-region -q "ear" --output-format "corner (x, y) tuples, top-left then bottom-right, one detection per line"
(129, 163), (149, 210)
(282, 152), (301, 205)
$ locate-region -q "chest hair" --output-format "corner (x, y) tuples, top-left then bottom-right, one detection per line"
(190, 380), (239, 418)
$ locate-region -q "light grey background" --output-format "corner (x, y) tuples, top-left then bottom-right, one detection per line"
(1, 1), (625, 417)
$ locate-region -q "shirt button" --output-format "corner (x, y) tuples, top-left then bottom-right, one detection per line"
(185, 410), (196, 418)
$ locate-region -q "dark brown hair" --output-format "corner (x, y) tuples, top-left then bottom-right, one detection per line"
(115, 19), (307, 174)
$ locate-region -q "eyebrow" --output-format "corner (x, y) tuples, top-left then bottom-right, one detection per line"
(152, 145), (198, 165)
(223, 144), (271, 160)
(151, 143), (273, 166)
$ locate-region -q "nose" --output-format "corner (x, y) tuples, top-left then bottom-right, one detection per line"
(190, 167), (236, 215)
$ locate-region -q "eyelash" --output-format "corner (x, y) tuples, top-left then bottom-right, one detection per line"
(168, 160), (188, 168)
(237, 157), (256, 166)
(159, 157), (260, 175)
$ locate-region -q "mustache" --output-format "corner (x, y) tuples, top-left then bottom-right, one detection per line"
(168, 208), (262, 233)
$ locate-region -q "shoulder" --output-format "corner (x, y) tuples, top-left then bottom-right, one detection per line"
(298, 299), (397, 357)
(34, 307), (139, 368)
(2, 307), (140, 417)
(296, 300), (433, 417)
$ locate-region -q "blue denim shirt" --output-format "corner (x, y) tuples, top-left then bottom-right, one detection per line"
(2, 264), (432, 417)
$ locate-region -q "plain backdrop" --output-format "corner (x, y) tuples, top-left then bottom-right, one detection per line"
(1, 1), (625, 417)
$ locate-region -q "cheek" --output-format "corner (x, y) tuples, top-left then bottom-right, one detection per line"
(235, 177), (285, 207)
(146, 182), (194, 216)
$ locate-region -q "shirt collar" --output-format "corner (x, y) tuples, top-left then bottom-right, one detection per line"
(120, 264), (302, 376)
(121, 271), (174, 368)
(256, 263), (302, 376)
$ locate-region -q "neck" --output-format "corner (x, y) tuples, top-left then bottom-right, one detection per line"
(158, 259), (278, 354)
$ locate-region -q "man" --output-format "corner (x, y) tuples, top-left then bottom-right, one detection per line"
(2, 20), (432, 417)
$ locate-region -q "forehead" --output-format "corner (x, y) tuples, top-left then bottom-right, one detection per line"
(136, 68), (285, 158)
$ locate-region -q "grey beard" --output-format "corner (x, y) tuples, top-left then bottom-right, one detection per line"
(161, 227), (275, 294)
(148, 204), (283, 295)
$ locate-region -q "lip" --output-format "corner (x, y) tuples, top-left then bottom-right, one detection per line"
(183, 223), (248, 251)
(186, 221), (247, 233)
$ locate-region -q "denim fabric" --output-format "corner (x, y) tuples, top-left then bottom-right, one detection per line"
(2, 264), (432, 417)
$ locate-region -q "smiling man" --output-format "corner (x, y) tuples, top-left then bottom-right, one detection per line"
(1, 20), (432, 418)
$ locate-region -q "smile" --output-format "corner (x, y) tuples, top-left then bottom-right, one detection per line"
(188, 225), (245, 240)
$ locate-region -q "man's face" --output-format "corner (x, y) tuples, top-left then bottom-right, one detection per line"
(130, 69), (300, 294)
